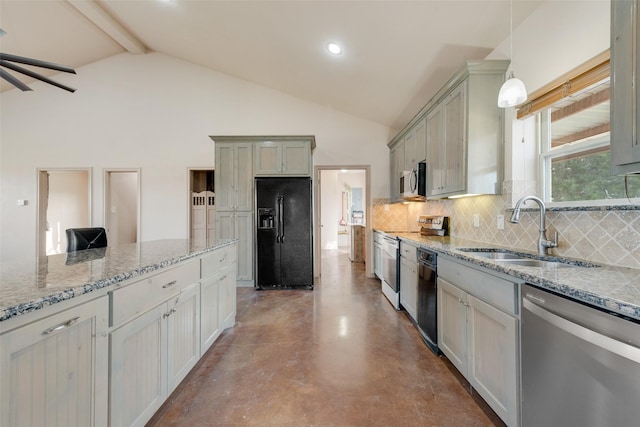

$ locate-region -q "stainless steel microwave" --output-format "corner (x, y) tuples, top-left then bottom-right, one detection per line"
(400, 161), (426, 201)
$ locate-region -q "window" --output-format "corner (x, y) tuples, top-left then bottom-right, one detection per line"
(520, 52), (640, 205)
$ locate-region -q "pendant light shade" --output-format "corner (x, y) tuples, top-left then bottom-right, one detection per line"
(497, 0), (527, 108)
(497, 72), (528, 108)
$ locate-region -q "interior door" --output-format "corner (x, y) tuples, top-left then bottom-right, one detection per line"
(37, 169), (90, 255)
(105, 170), (139, 247)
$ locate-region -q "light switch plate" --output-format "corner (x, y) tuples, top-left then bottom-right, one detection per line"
(497, 215), (505, 230)
(473, 214), (480, 228)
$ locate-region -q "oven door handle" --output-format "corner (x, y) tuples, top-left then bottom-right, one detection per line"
(523, 297), (640, 364)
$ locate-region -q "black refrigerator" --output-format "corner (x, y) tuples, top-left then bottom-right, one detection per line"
(255, 177), (313, 289)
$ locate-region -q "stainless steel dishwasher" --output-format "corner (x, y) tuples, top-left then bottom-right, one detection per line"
(521, 284), (640, 427)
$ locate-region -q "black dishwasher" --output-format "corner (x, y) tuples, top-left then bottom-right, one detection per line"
(417, 247), (439, 355)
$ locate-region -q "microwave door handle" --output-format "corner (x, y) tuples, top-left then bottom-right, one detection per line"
(410, 168), (418, 192)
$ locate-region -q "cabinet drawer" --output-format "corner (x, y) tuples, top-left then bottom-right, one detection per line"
(438, 257), (517, 315)
(111, 261), (199, 327)
(201, 246), (237, 278)
(400, 241), (417, 261)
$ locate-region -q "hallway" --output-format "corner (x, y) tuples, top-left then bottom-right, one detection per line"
(147, 250), (499, 426)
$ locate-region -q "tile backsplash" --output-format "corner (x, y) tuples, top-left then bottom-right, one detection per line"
(372, 182), (640, 269)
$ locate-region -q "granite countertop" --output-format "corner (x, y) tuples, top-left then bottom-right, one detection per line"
(0, 239), (237, 322)
(378, 230), (640, 322)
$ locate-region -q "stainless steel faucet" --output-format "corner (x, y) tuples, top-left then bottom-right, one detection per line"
(509, 195), (558, 256)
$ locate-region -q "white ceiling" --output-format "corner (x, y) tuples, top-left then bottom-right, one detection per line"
(0, 0), (543, 130)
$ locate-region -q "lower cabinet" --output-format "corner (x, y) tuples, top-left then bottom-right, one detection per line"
(0, 296), (109, 427)
(399, 241), (419, 322)
(110, 281), (200, 427)
(200, 256), (237, 354)
(437, 258), (519, 427)
(373, 232), (383, 280)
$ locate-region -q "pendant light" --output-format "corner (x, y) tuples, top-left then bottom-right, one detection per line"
(497, 0), (527, 108)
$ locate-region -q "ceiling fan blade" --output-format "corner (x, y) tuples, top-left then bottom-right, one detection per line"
(0, 60), (76, 93)
(0, 52), (76, 74)
(0, 68), (32, 91)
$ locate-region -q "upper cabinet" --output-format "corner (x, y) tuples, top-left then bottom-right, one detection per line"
(426, 61), (508, 198)
(427, 83), (466, 197)
(389, 141), (404, 202)
(611, 0), (640, 175)
(388, 60), (508, 201)
(388, 110), (426, 202)
(215, 142), (254, 211)
(403, 117), (427, 172)
(255, 139), (313, 176)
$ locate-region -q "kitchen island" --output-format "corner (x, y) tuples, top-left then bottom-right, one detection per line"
(0, 239), (238, 427)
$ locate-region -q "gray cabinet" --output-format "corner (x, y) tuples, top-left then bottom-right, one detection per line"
(214, 141), (254, 286)
(437, 256), (520, 427)
(389, 60), (508, 201)
(427, 83), (466, 197)
(403, 117), (427, 171)
(0, 297), (109, 427)
(611, 0), (640, 175)
(399, 241), (418, 322)
(255, 140), (312, 176)
(215, 142), (253, 212)
(425, 61), (508, 198)
(373, 231), (383, 279)
(389, 142), (403, 202)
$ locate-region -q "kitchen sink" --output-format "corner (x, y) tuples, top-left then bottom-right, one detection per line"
(458, 248), (599, 268)
(494, 259), (572, 268)
(459, 250), (526, 260)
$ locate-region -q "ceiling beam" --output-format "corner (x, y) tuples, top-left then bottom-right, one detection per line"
(67, 0), (146, 55)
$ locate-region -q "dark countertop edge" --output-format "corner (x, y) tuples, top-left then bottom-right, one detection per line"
(387, 233), (640, 322)
(0, 240), (238, 323)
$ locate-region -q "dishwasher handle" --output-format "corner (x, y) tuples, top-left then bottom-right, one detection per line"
(523, 297), (640, 364)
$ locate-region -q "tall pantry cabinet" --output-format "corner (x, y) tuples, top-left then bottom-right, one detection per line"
(212, 136), (315, 287)
(214, 142), (254, 285)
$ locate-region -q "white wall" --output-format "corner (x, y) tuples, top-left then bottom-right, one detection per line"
(0, 52), (391, 264)
(487, 0), (610, 193)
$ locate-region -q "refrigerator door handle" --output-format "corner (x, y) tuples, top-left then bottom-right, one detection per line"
(280, 196), (285, 242)
(275, 196), (281, 243)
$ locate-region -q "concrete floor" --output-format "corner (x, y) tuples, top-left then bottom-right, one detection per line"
(147, 249), (501, 426)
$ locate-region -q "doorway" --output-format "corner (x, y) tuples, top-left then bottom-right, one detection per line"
(104, 169), (140, 246)
(188, 168), (215, 249)
(314, 166), (371, 279)
(37, 168), (91, 256)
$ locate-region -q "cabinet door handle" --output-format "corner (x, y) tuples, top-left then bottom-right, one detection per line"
(42, 317), (80, 335)
(163, 308), (177, 319)
(162, 280), (177, 289)
(219, 257), (226, 263)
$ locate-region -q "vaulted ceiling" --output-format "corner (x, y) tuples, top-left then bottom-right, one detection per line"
(0, 0), (543, 130)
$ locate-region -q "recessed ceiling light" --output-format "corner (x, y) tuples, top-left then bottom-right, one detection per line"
(326, 42), (342, 55)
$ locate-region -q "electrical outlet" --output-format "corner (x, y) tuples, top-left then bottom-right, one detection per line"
(497, 215), (505, 230)
(473, 214), (480, 228)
